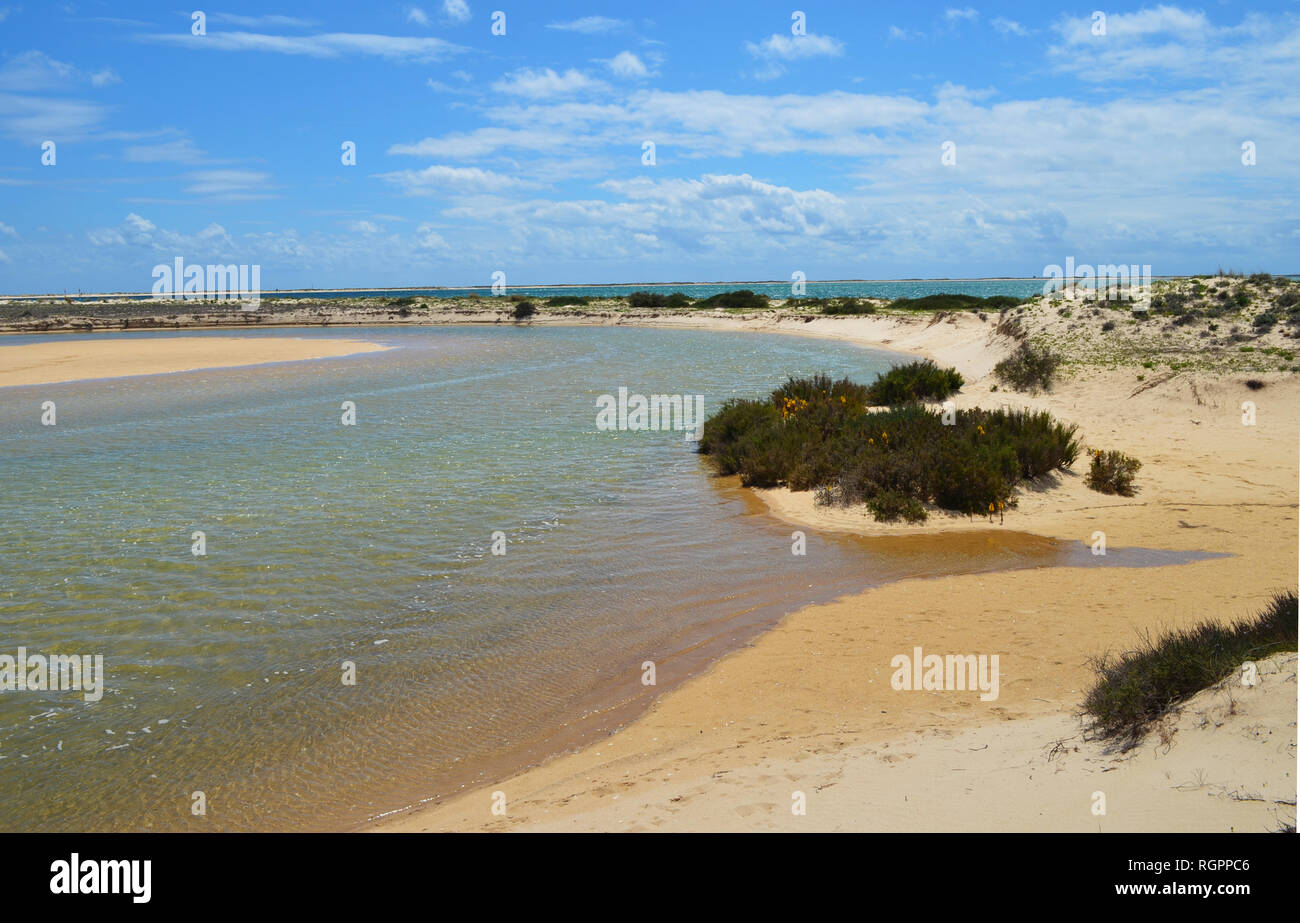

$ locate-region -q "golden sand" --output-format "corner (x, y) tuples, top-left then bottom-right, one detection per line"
(0, 335), (390, 388)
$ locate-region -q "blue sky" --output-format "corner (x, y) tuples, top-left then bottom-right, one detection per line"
(0, 1), (1297, 294)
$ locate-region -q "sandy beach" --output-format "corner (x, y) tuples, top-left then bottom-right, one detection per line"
(0, 335), (390, 388)
(364, 306), (1298, 832)
(3, 301), (1294, 832)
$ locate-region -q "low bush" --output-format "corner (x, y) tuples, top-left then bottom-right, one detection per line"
(1084, 449), (1141, 496)
(888, 294), (1023, 312)
(628, 290), (693, 309)
(1083, 591), (1298, 746)
(865, 360), (963, 405)
(696, 290), (769, 310)
(512, 301), (537, 320)
(993, 342), (1061, 393)
(545, 295), (591, 307)
(698, 374), (1079, 521)
(820, 298), (876, 315)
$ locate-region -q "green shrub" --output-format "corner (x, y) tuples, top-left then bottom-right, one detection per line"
(1085, 449), (1142, 496)
(699, 375), (1079, 518)
(1083, 591), (1298, 746)
(865, 360), (963, 405)
(888, 293), (1022, 312)
(866, 490), (929, 523)
(628, 290), (693, 308)
(993, 342), (1061, 393)
(512, 301), (537, 320)
(696, 290), (769, 310)
(820, 298), (876, 315)
(545, 295), (591, 307)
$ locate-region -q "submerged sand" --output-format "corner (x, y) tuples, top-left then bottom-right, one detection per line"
(371, 311), (1297, 832)
(0, 335), (390, 388)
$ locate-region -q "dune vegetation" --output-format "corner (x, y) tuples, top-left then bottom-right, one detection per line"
(699, 371), (1080, 522)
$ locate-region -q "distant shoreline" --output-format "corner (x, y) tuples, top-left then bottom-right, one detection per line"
(6, 274), (1295, 301)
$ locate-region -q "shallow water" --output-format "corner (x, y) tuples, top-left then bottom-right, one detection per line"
(0, 326), (1221, 830)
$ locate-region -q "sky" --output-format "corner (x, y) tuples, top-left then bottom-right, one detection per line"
(0, 0), (1297, 294)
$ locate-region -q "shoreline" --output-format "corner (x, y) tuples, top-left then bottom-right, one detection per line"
(365, 312), (1296, 832)
(6, 307), (1294, 831)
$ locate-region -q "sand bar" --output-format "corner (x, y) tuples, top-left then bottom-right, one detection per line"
(0, 335), (391, 388)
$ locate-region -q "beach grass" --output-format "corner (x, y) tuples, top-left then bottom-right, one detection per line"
(1083, 591), (1299, 747)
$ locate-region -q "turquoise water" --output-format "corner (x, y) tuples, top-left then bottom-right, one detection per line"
(54, 278), (1053, 303)
(0, 326), (1218, 830)
(266, 279), (1054, 301)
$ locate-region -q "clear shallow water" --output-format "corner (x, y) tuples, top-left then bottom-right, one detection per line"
(0, 326), (1221, 830)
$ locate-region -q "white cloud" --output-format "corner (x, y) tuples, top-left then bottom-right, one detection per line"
(135, 31), (465, 62)
(208, 13), (314, 28)
(945, 8), (979, 22)
(547, 16), (627, 34)
(1047, 4), (1291, 82)
(605, 51), (649, 79)
(0, 92), (106, 140)
(992, 18), (1027, 37)
(415, 223), (448, 249)
(491, 68), (605, 98)
(426, 78), (473, 94)
(0, 221), (17, 236)
(350, 220), (382, 233)
(183, 170), (274, 199)
(124, 138), (206, 163)
(406, 7), (430, 26)
(0, 51), (82, 91)
(442, 0), (471, 24)
(89, 68), (121, 87)
(389, 127), (569, 158)
(744, 33), (844, 61)
(1056, 5), (1209, 45)
(376, 164), (538, 194)
(123, 213), (156, 234)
